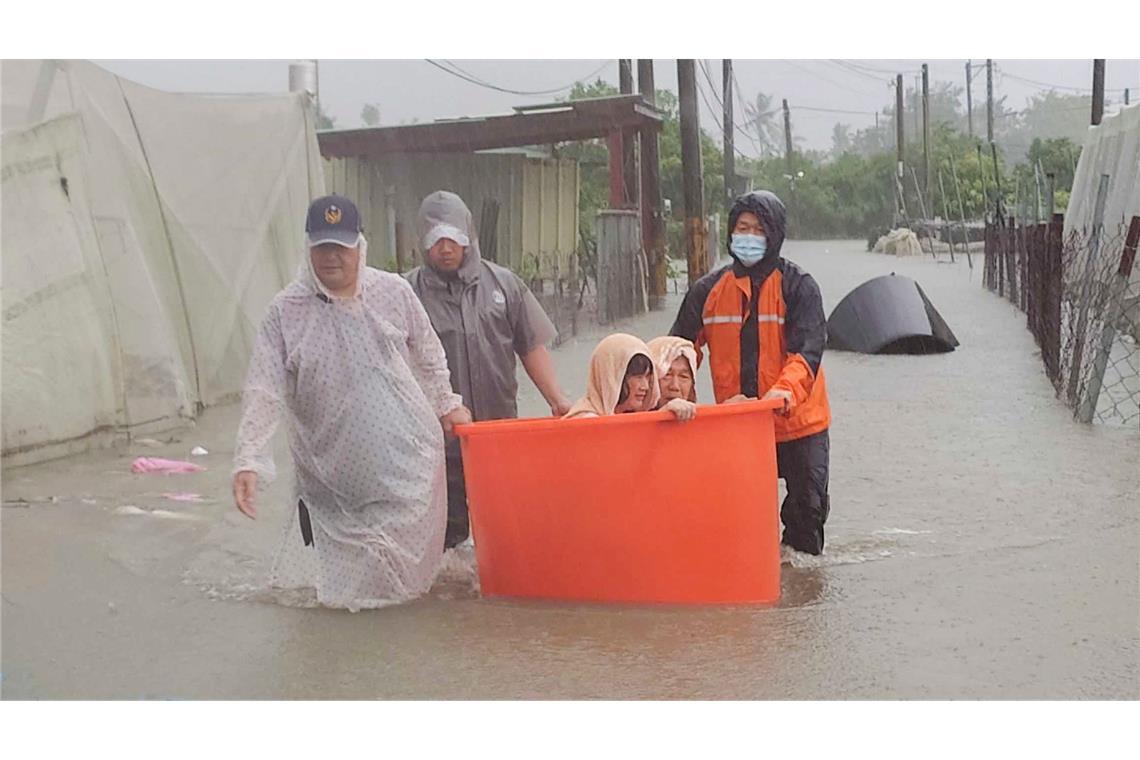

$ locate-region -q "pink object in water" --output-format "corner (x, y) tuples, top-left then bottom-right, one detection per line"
(131, 457), (206, 475)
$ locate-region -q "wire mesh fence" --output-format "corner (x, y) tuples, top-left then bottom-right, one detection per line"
(984, 213), (1139, 428)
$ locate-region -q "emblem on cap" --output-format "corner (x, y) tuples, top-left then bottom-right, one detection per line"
(325, 205), (342, 225)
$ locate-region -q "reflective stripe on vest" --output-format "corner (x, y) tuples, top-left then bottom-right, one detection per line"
(701, 314), (784, 325)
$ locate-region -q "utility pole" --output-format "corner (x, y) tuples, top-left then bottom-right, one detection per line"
(986, 59), (994, 145)
(922, 63), (931, 219)
(678, 60), (708, 284)
(913, 75), (920, 141)
(618, 59), (637, 206)
(896, 74), (905, 220)
(723, 59), (735, 207)
(638, 59), (666, 307)
(966, 61), (974, 139)
(783, 98), (793, 173)
(1092, 59), (1106, 125)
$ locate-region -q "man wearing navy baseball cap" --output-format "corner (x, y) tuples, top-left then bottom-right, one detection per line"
(231, 193), (472, 610)
(304, 194), (365, 296)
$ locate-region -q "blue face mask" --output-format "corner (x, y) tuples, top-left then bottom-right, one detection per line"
(730, 233), (767, 266)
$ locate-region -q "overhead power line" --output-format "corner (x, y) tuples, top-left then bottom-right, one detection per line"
(995, 64), (1133, 94)
(826, 59), (896, 86)
(777, 59), (882, 98)
(834, 59), (922, 76)
(692, 64), (753, 161)
(424, 59), (610, 96)
(697, 60), (764, 157)
(793, 105), (879, 116)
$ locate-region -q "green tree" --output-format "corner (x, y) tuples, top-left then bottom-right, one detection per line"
(361, 103), (380, 127)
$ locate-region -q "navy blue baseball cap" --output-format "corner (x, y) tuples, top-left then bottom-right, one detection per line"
(306, 194), (362, 246)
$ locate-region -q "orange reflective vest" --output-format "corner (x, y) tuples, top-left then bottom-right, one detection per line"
(671, 260), (831, 443)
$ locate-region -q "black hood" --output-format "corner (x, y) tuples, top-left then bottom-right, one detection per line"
(727, 190), (787, 264)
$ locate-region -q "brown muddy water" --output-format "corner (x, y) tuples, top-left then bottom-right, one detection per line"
(3, 241), (1137, 699)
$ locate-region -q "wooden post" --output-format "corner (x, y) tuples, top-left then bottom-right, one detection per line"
(986, 59), (994, 145)
(922, 63), (931, 215)
(1044, 213), (1064, 383)
(618, 59), (638, 206)
(638, 59), (667, 308)
(978, 144), (989, 225)
(678, 60), (708, 284)
(1046, 172), (1056, 217)
(1091, 59), (1106, 126)
(1035, 162), (1045, 222)
(723, 59), (735, 208)
(607, 130), (626, 209)
(783, 98), (793, 174)
(896, 74), (905, 221)
(965, 61), (974, 139)
(913, 75), (920, 142)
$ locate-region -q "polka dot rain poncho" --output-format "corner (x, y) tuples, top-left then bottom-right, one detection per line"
(233, 234), (464, 610)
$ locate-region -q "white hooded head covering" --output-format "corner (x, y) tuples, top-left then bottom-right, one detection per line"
(300, 232), (368, 300)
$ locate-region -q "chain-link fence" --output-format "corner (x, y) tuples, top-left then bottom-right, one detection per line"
(985, 214), (1139, 427)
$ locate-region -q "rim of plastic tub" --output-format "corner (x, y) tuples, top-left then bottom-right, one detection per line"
(454, 397), (785, 438)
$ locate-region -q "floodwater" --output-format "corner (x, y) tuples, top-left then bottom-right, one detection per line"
(3, 240), (1138, 699)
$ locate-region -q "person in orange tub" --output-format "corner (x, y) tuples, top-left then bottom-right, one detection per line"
(646, 336), (699, 411)
(564, 334), (694, 420)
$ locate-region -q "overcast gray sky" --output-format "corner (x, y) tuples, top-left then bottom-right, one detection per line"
(95, 59), (1140, 155)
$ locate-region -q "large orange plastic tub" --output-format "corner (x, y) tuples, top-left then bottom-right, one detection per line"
(454, 399), (782, 605)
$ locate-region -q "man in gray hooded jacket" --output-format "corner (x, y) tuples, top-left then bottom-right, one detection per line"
(407, 191), (572, 548)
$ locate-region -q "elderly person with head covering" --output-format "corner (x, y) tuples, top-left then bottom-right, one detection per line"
(407, 190), (572, 548)
(231, 195), (471, 611)
(647, 336), (699, 418)
(564, 334), (694, 421)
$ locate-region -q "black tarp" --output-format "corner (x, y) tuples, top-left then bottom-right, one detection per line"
(826, 274), (959, 354)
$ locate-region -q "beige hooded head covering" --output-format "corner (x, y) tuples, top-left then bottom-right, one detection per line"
(646, 336), (699, 403)
(564, 333), (661, 419)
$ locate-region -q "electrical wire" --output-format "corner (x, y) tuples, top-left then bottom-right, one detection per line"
(833, 59), (922, 76)
(777, 59), (882, 98)
(697, 60), (764, 157)
(424, 59), (611, 96)
(692, 65), (753, 162)
(995, 64), (1133, 94)
(826, 59), (896, 87)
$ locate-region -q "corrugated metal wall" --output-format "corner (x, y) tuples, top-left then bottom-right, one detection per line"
(323, 153), (579, 280)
